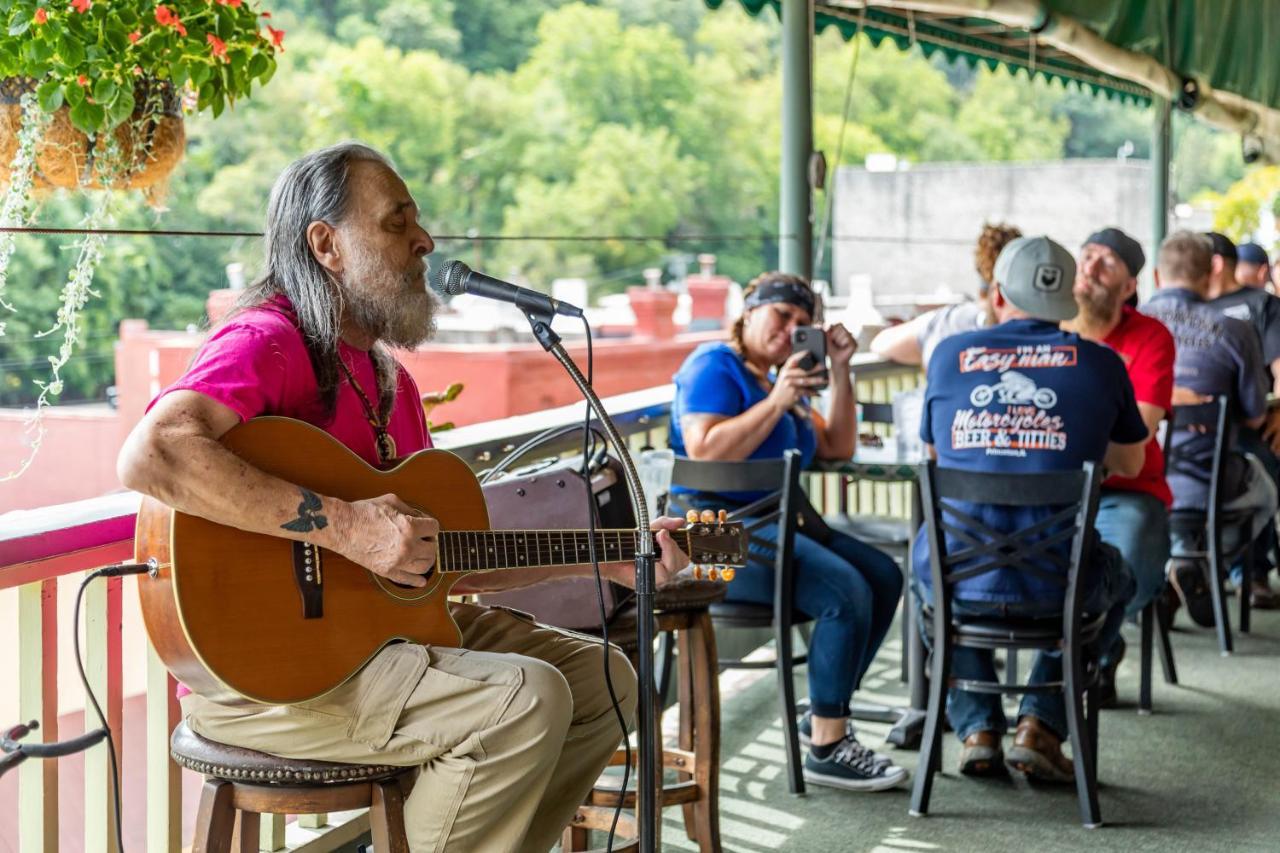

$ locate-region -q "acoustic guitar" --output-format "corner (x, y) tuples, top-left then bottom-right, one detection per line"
(135, 417), (747, 706)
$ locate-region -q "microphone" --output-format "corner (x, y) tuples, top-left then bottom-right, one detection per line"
(430, 260), (583, 319)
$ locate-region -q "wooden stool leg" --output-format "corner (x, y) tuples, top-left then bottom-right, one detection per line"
(231, 811), (260, 853)
(370, 778), (412, 853)
(193, 779), (237, 853)
(681, 611), (721, 853)
(561, 822), (591, 852)
(677, 620), (697, 842)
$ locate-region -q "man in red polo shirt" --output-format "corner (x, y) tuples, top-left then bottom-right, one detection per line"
(1064, 227), (1175, 704)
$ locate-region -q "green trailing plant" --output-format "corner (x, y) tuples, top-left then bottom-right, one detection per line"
(1, 0), (283, 133)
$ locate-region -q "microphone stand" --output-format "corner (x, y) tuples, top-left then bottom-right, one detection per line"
(519, 307), (659, 853)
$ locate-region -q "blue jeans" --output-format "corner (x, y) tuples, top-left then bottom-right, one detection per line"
(913, 543), (1134, 742)
(1093, 490), (1170, 619)
(722, 524), (903, 719)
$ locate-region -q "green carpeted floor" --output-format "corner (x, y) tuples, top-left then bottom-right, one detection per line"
(659, 607), (1280, 853)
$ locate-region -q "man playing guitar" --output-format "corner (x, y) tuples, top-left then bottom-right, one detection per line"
(117, 142), (691, 851)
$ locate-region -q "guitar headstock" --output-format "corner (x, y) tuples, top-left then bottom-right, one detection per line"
(676, 509), (746, 582)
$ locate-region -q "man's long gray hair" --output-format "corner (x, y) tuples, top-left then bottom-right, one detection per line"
(237, 142), (399, 419)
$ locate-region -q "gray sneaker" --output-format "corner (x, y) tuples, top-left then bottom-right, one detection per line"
(803, 735), (908, 792)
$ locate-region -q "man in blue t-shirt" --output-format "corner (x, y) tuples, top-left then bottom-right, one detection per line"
(914, 235), (1146, 783)
(1140, 231), (1273, 625)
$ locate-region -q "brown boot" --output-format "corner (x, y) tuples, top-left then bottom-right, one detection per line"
(958, 730), (1005, 777)
(1250, 578), (1280, 609)
(1005, 716), (1073, 783)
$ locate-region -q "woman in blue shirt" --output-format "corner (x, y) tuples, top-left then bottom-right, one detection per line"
(670, 272), (906, 792)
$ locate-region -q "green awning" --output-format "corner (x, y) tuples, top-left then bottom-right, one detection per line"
(706, 1), (1280, 115)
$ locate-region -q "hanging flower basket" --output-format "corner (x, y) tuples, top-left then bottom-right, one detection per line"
(0, 1), (283, 481)
(0, 1), (283, 191)
(0, 76), (184, 190)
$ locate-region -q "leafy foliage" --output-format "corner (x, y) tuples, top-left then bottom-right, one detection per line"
(0, 0), (282, 133)
(0, 0), (1249, 408)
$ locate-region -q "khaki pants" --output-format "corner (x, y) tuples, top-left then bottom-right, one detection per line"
(181, 602), (637, 852)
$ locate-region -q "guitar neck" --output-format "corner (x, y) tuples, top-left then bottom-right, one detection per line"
(437, 529), (672, 573)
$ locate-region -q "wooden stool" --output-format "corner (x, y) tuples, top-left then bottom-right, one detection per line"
(171, 722), (413, 852)
(564, 578), (726, 853)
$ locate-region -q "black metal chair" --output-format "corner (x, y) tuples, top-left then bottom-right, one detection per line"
(1167, 396), (1255, 655)
(665, 450), (808, 794)
(1117, 418), (1184, 714)
(909, 462), (1107, 828)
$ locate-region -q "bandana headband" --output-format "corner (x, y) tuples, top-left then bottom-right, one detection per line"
(743, 280), (817, 318)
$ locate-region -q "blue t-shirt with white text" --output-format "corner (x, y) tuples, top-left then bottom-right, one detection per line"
(913, 319), (1147, 604)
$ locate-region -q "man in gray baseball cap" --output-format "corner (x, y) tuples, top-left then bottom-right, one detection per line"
(912, 234), (1144, 785)
(991, 235), (1080, 321)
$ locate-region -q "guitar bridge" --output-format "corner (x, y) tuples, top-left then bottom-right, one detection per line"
(291, 542), (323, 619)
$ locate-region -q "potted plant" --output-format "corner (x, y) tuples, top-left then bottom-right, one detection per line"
(0, 1), (283, 480)
(1, 0), (283, 190)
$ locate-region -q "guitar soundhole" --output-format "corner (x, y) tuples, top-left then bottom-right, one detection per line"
(386, 567), (435, 593)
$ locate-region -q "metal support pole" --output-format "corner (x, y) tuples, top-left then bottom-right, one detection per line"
(780, 0), (814, 280)
(1151, 96), (1171, 295)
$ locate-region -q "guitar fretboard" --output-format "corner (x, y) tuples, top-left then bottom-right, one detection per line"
(438, 529), (663, 572)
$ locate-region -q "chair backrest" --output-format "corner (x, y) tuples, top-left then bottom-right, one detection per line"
(918, 461), (1102, 634)
(1166, 395), (1230, 521)
(667, 451), (804, 619)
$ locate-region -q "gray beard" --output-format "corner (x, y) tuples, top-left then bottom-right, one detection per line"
(343, 258), (438, 349)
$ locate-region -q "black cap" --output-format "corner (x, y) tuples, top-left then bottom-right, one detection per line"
(1083, 227), (1145, 277)
(1238, 242), (1270, 266)
(1205, 231), (1238, 262)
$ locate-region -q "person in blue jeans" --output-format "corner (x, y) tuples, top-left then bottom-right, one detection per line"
(915, 236), (1144, 783)
(670, 271), (906, 792)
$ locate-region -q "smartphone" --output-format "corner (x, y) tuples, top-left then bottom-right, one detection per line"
(790, 326), (829, 390)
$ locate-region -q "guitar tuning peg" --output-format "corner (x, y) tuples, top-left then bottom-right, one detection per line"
(699, 509), (716, 524)
(718, 509), (728, 524)
(707, 567), (720, 581)
(721, 567), (736, 582)
(686, 509), (700, 524)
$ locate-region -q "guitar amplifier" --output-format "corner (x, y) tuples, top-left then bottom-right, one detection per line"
(478, 454), (636, 629)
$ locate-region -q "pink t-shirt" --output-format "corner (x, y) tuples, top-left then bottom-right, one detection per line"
(152, 296), (431, 464)
(152, 296), (431, 701)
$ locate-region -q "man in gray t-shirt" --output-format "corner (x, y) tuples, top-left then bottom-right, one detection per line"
(1143, 235), (1268, 512)
(1142, 232), (1274, 624)
(1204, 232), (1280, 608)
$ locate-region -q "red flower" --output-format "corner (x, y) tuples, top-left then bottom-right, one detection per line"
(77, 75), (88, 86)
(260, 11), (271, 17)
(207, 33), (227, 61)
(33, 8), (48, 24)
(266, 25), (285, 50)
(70, 0), (91, 13)
(128, 30), (141, 43)
(155, 5), (187, 35)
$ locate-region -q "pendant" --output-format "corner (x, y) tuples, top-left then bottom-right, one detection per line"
(377, 431), (397, 464)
